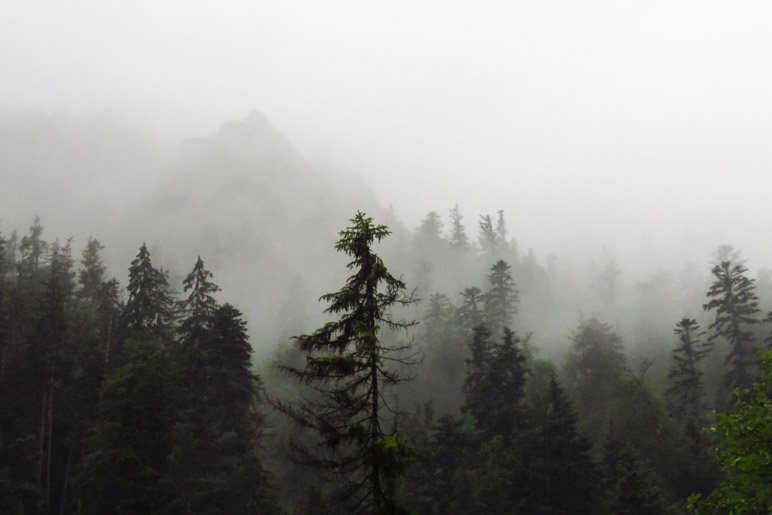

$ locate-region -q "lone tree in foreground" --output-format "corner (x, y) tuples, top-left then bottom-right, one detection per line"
(279, 212), (420, 514)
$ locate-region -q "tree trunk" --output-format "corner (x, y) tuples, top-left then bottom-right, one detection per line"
(46, 381), (54, 508)
(59, 438), (75, 515)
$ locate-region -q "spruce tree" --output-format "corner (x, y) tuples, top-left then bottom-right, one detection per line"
(665, 318), (710, 452)
(448, 205), (468, 249)
(167, 303), (277, 514)
(482, 259), (518, 335)
(416, 211), (443, 243)
(421, 415), (472, 515)
(477, 215), (497, 253)
(564, 318), (627, 440)
(278, 212), (419, 514)
(77, 339), (173, 515)
(602, 426), (665, 515)
(704, 259), (761, 390)
(77, 237), (120, 370)
(177, 256), (220, 380)
(494, 209), (506, 243)
(121, 243), (174, 343)
(463, 327), (528, 441)
(457, 287), (483, 333)
(529, 378), (599, 514)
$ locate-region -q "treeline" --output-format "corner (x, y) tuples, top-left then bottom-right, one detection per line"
(1, 213), (771, 514)
(0, 217), (277, 514)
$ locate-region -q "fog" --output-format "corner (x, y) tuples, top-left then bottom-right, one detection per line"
(4, 1), (772, 265)
(4, 2), (772, 512)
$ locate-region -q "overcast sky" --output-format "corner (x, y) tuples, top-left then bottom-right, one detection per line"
(2, 1), (772, 268)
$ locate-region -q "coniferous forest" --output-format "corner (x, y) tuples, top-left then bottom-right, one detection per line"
(0, 207), (770, 514)
(4, 4), (772, 512)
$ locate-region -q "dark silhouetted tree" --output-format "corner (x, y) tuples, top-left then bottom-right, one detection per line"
(278, 212), (419, 514)
(704, 259), (761, 390)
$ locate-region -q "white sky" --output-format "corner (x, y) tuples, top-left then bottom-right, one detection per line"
(2, 0), (772, 268)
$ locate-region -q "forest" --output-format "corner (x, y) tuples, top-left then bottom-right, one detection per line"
(0, 207), (770, 514)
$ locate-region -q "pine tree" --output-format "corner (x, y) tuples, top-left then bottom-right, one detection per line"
(457, 287), (483, 333)
(602, 429), (665, 515)
(529, 378), (600, 514)
(421, 415), (472, 515)
(77, 238), (107, 302)
(665, 318), (710, 452)
(704, 259), (761, 390)
(17, 216), (47, 281)
(167, 303), (277, 514)
(416, 211), (443, 243)
(77, 237), (120, 371)
(464, 328), (528, 441)
(482, 259), (518, 335)
(448, 205), (468, 249)
(424, 293), (452, 338)
(494, 209), (506, 244)
(121, 243), (174, 343)
(477, 215), (497, 253)
(564, 318), (627, 440)
(77, 339), (173, 514)
(278, 212), (419, 514)
(34, 240), (76, 511)
(177, 256), (220, 380)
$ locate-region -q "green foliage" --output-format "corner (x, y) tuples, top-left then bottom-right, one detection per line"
(77, 339), (173, 514)
(704, 259), (761, 391)
(448, 205), (469, 249)
(528, 378), (600, 513)
(121, 243), (174, 343)
(278, 211), (418, 514)
(564, 318), (627, 441)
(689, 351), (772, 514)
(603, 426), (666, 515)
(482, 260), (518, 335)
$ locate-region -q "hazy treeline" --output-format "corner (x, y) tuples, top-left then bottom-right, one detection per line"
(1, 207), (770, 513)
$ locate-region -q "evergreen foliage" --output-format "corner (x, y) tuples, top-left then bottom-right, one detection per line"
(528, 378), (600, 513)
(278, 212), (419, 514)
(704, 259), (762, 390)
(448, 205), (468, 249)
(122, 243), (174, 342)
(482, 259), (518, 335)
(564, 318), (627, 439)
(666, 318), (711, 454)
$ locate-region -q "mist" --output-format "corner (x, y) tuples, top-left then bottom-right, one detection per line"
(2, 1), (772, 513)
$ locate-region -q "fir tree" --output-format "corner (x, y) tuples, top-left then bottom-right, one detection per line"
(477, 215), (497, 253)
(77, 237), (120, 371)
(482, 259), (518, 335)
(464, 327), (528, 441)
(494, 209), (507, 244)
(457, 286), (483, 333)
(704, 259), (761, 390)
(665, 318), (710, 452)
(448, 205), (468, 249)
(602, 429), (665, 515)
(416, 211), (443, 243)
(121, 243), (174, 342)
(422, 415), (472, 515)
(564, 318), (627, 440)
(167, 303), (277, 514)
(529, 378), (599, 514)
(77, 339), (173, 515)
(278, 212), (419, 514)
